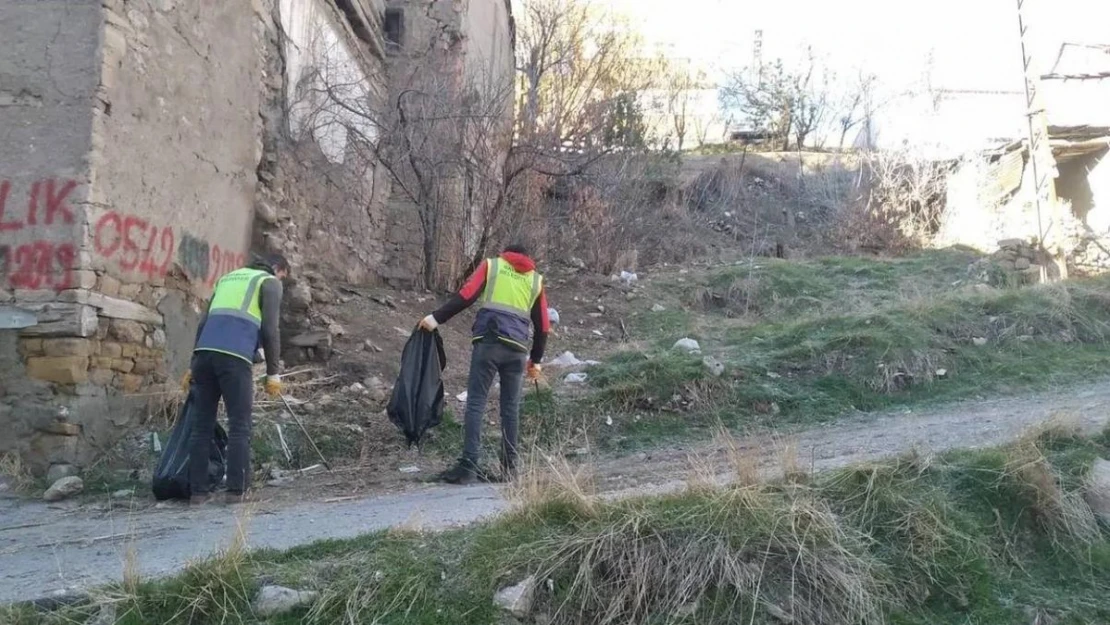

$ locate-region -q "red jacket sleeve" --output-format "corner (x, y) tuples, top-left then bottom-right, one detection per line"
(431, 260), (487, 324)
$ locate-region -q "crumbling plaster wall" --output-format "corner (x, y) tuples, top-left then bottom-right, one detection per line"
(0, 0), (265, 473)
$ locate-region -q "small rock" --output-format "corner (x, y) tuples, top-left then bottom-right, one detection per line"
(348, 382), (366, 394)
(702, 356), (725, 377)
(651, 304), (666, 312)
(565, 373), (588, 384)
(288, 283), (313, 311)
(44, 476), (84, 502)
(46, 463), (78, 483)
(673, 338), (701, 354)
(972, 337), (988, 346)
(493, 576), (536, 619)
(253, 585), (320, 617)
(1085, 458), (1110, 524)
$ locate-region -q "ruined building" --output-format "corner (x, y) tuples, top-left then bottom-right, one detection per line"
(0, 0), (514, 474)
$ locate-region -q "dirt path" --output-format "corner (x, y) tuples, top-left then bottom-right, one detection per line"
(3, 381), (1109, 604)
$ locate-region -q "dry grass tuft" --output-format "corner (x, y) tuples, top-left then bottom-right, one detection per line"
(537, 487), (888, 625)
(0, 453), (35, 493)
(1005, 439), (1101, 546)
(505, 448), (598, 519)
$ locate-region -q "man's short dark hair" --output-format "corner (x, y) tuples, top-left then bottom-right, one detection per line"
(253, 253), (290, 275)
(503, 242), (529, 256)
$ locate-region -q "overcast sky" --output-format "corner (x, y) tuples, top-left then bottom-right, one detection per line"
(596, 0), (1107, 93)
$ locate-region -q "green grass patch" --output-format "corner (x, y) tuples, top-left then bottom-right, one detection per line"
(12, 430), (1109, 625)
(585, 275), (1110, 446)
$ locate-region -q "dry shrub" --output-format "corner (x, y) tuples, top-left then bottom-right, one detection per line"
(834, 150), (949, 254)
(538, 487), (888, 625)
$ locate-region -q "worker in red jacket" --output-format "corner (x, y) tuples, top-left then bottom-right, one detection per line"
(419, 243), (550, 483)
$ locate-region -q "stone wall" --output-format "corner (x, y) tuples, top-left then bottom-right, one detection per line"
(0, 0), (264, 474)
(0, 0), (515, 472)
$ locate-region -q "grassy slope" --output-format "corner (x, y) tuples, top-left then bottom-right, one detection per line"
(8, 428), (1108, 625)
(576, 250), (1110, 449)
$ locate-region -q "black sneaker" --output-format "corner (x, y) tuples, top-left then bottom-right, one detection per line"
(439, 459), (479, 485)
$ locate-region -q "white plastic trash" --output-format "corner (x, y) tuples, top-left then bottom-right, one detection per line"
(619, 271), (638, 285)
(565, 373), (589, 384)
(548, 308), (560, 325)
(673, 338), (701, 354)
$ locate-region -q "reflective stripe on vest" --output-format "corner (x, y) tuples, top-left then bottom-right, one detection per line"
(207, 268), (270, 326)
(480, 258), (541, 319)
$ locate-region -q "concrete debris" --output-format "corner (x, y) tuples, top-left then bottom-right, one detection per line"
(46, 463), (78, 483)
(673, 338), (701, 354)
(702, 356), (725, 377)
(44, 476), (84, 502)
(1085, 458), (1110, 525)
(493, 575), (536, 619)
(252, 585), (320, 617)
(651, 303), (666, 312)
(547, 351), (599, 367)
(548, 308), (560, 325)
(565, 373), (589, 384)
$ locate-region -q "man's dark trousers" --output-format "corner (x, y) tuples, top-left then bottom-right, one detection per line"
(188, 350), (254, 495)
(462, 337), (526, 467)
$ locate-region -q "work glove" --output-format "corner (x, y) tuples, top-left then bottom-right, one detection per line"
(418, 315), (439, 332)
(180, 371), (192, 393)
(526, 361), (542, 382)
(265, 375), (282, 398)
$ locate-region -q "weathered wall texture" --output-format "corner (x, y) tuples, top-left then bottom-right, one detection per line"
(1, 0), (514, 473)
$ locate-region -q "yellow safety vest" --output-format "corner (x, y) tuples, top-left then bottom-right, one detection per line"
(194, 267), (273, 362)
(481, 258), (542, 318)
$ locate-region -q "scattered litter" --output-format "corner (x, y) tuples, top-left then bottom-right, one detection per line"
(111, 489), (134, 499)
(673, 338), (701, 354)
(150, 432), (162, 454)
(592, 330), (604, 337)
(547, 351), (600, 367)
(399, 466), (421, 474)
(767, 371), (781, 379)
(323, 496), (359, 503)
(548, 308), (560, 325)
(605, 416), (614, 426)
(394, 327), (410, 337)
(456, 391), (468, 402)
(619, 271), (638, 285)
(299, 464), (326, 475)
(565, 373), (589, 384)
(972, 337), (988, 346)
(935, 368), (948, 378)
(274, 423), (293, 462)
(651, 304), (666, 312)
(597, 305), (606, 313)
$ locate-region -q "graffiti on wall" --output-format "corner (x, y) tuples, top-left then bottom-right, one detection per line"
(1, 178), (245, 292)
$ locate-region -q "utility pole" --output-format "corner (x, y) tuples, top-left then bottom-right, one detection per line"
(1016, 0), (1066, 280)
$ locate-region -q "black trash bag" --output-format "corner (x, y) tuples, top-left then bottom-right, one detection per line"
(151, 388), (228, 500)
(387, 328), (446, 446)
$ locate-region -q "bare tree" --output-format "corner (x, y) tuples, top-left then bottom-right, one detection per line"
(719, 48), (833, 150)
